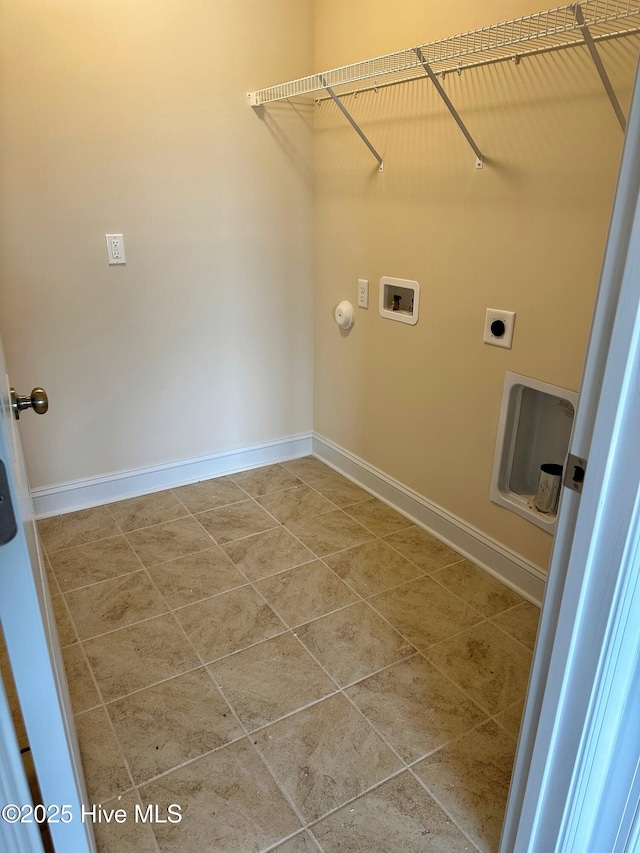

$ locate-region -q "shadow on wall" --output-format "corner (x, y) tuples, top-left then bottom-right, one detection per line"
(252, 100), (315, 189)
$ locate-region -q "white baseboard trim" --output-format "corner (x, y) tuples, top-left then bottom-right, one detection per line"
(32, 433), (313, 519)
(312, 433), (546, 606)
(32, 428), (545, 605)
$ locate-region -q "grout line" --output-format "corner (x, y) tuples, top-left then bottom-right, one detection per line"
(494, 597), (541, 615)
(53, 591), (82, 648)
(73, 641), (108, 711)
(133, 731), (248, 789)
(73, 607), (174, 645)
(418, 637), (527, 721)
(489, 616), (538, 654)
(79, 697), (137, 799)
(407, 768), (485, 853)
(262, 828), (324, 853)
(490, 698), (527, 737)
(56, 565), (146, 595)
(43, 530), (129, 556)
(75, 659), (206, 709)
(380, 531), (468, 575)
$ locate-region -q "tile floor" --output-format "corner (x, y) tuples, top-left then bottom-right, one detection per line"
(37, 457), (540, 853)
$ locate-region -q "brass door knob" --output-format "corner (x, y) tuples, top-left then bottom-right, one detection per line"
(10, 387), (49, 420)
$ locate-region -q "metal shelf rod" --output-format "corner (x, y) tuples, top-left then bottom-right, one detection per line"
(320, 76), (384, 172)
(414, 47), (484, 168)
(572, 2), (627, 129)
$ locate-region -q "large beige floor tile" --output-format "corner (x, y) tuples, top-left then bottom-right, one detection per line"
(324, 539), (422, 598)
(256, 484), (335, 524)
(432, 561), (525, 617)
(107, 668), (242, 784)
(384, 527), (464, 573)
(50, 535), (142, 592)
(286, 510), (374, 557)
(140, 739), (301, 852)
(74, 706), (132, 803)
(65, 571), (168, 640)
(171, 475), (247, 513)
(51, 462), (537, 853)
(209, 633), (335, 731)
(414, 720), (517, 853)
(346, 655), (487, 763)
(126, 516), (214, 567)
(146, 546), (246, 608)
(91, 790), (158, 853)
(255, 561), (358, 627)
(304, 471), (369, 506)
(175, 586), (285, 662)
(231, 463), (302, 496)
(254, 693), (402, 822)
(84, 614), (200, 701)
(312, 771), (475, 852)
(222, 526), (314, 580)
(424, 621), (532, 715)
(370, 576), (482, 649)
(107, 489), (188, 532)
(196, 499), (279, 544)
(38, 506), (120, 553)
(296, 602), (414, 687)
(491, 601), (540, 651)
(343, 498), (413, 537)
(281, 456), (332, 481)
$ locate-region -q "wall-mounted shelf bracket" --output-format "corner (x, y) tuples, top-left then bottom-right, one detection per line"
(247, 1), (640, 172)
(319, 75), (384, 172)
(571, 3), (627, 130)
(414, 48), (484, 168)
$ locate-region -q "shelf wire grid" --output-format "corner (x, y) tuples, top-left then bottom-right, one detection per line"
(248, 0), (640, 105)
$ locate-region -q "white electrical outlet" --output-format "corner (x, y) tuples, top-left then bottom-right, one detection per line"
(484, 308), (516, 349)
(358, 278), (369, 309)
(106, 234), (126, 265)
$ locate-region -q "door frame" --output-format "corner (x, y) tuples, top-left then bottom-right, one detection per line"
(501, 58), (640, 853)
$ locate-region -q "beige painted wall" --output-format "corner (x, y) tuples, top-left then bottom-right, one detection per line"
(0, 0), (314, 487)
(313, 0), (640, 569)
(2, 0), (638, 573)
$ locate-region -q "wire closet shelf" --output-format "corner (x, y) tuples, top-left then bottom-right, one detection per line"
(247, 0), (640, 106)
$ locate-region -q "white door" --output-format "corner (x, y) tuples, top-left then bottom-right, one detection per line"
(0, 672), (43, 851)
(501, 59), (640, 853)
(0, 336), (94, 853)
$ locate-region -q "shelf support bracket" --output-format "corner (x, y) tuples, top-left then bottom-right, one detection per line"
(319, 75), (384, 172)
(572, 3), (626, 132)
(414, 48), (484, 169)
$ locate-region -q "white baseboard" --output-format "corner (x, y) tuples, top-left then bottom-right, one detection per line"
(32, 433), (313, 519)
(32, 429), (544, 605)
(312, 433), (546, 606)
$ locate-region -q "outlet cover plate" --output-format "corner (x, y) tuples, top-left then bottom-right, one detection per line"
(358, 279), (369, 309)
(484, 308), (515, 349)
(106, 234), (126, 265)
